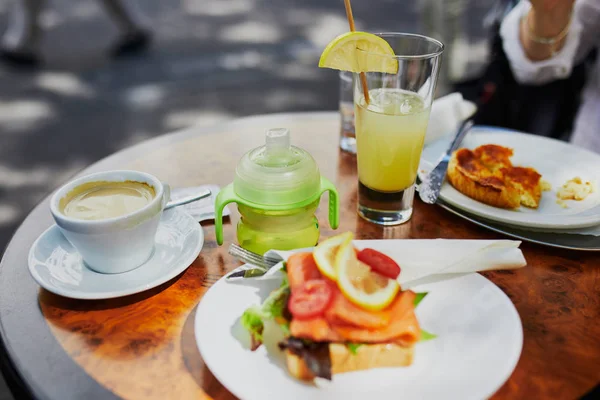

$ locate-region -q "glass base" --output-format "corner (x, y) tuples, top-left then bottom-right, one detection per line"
(340, 134), (356, 154)
(358, 205), (413, 225)
(357, 182), (415, 225)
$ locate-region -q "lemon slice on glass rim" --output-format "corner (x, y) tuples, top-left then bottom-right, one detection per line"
(318, 31), (398, 74)
(313, 232), (353, 280)
(335, 234), (400, 310)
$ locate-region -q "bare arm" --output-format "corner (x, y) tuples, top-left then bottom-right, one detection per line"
(501, 0), (600, 84)
(520, 0), (574, 61)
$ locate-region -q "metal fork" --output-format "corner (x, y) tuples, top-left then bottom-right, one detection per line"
(227, 244), (281, 278)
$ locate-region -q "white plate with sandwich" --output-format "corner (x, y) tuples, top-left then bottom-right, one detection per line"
(195, 234), (523, 400)
(419, 126), (600, 229)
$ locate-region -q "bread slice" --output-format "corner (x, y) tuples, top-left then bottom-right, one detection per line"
(285, 343), (414, 380)
(447, 145), (543, 209)
(448, 148), (521, 209)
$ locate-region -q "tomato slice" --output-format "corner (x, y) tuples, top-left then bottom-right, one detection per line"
(288, 280), (334, 320)
(357, 248), (401, 280)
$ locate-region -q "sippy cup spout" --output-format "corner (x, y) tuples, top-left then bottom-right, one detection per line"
(265, 128), (291, 153)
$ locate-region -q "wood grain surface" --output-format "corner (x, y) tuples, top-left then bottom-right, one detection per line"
(8, 114), (600, 399)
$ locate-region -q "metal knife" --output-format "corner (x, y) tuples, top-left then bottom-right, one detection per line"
(418, 119), (474, 204)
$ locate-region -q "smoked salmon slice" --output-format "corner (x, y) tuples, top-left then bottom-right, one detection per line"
(287, 252), (322, 289)
(289, 291), (420, 344)
(325, 291), (391, 329)
(331, 291), (420, 344)
(290, 317), (343, 342)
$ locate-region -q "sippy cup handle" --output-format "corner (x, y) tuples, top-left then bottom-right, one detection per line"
(214, 184), (238, 245)
(320, 176), (340, 230)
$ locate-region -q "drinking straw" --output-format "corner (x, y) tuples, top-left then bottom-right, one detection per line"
(343, 0), (370, 104)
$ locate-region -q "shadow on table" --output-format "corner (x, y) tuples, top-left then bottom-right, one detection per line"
(181, 304), (236, 400)
(37, 270), (185, 311)
(36, 271), (188, 362)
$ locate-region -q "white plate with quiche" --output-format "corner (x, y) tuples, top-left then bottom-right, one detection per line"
(419, 126), (600, 229)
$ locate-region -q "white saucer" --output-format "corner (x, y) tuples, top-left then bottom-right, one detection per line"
(28, 209), (203, 299)
(195, 272), (523, 400)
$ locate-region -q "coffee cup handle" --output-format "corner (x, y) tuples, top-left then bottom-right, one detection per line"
(161, 183), (171, 209)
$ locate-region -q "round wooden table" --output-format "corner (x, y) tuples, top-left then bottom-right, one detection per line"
(0, 112), (598, 400)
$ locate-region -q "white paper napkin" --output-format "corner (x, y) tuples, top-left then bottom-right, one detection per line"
(425, 92), (477, 145)
(237, 239), (526, 288)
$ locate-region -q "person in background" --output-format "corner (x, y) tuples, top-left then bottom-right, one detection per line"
(1, 0), (151, 66)
(500, 0), (600, 152)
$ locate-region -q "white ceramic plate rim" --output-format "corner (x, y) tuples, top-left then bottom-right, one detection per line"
(420, 126), (600, 229)
(195, 272), (523, 400)
(27, 210), (203, 299)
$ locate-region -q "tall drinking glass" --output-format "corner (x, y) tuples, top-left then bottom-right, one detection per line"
(354, 33), (443, 225)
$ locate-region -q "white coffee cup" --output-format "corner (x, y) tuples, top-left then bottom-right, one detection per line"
(50, 170), (170, 274)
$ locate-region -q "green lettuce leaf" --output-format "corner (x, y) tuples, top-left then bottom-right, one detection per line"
(278, 320), (290, 336)
(241, 306), (265, 350)
(413, 292), (428, 307)
(414, 293), (436, 341)
(262, 285), (290, 319)
(419, 329), (437, 342)
(279, 272), (289, 290)
(240, 278), (291, 350)
(347, 343), (362, 355)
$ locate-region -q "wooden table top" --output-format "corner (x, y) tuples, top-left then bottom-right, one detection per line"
(0, 112), (598, 400)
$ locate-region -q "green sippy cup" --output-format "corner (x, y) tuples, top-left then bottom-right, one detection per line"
(214, 128), (339, 255)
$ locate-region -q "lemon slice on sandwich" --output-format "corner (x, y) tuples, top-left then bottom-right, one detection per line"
(335, 235), (400, 310)
(313, 232), (353, 280)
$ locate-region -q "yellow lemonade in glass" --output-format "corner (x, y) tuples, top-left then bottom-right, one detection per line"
(349, 32), (443, 225)
(355, 88), (430, 192)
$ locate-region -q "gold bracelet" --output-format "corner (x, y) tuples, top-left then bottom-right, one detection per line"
(523, 10), (572, 45)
